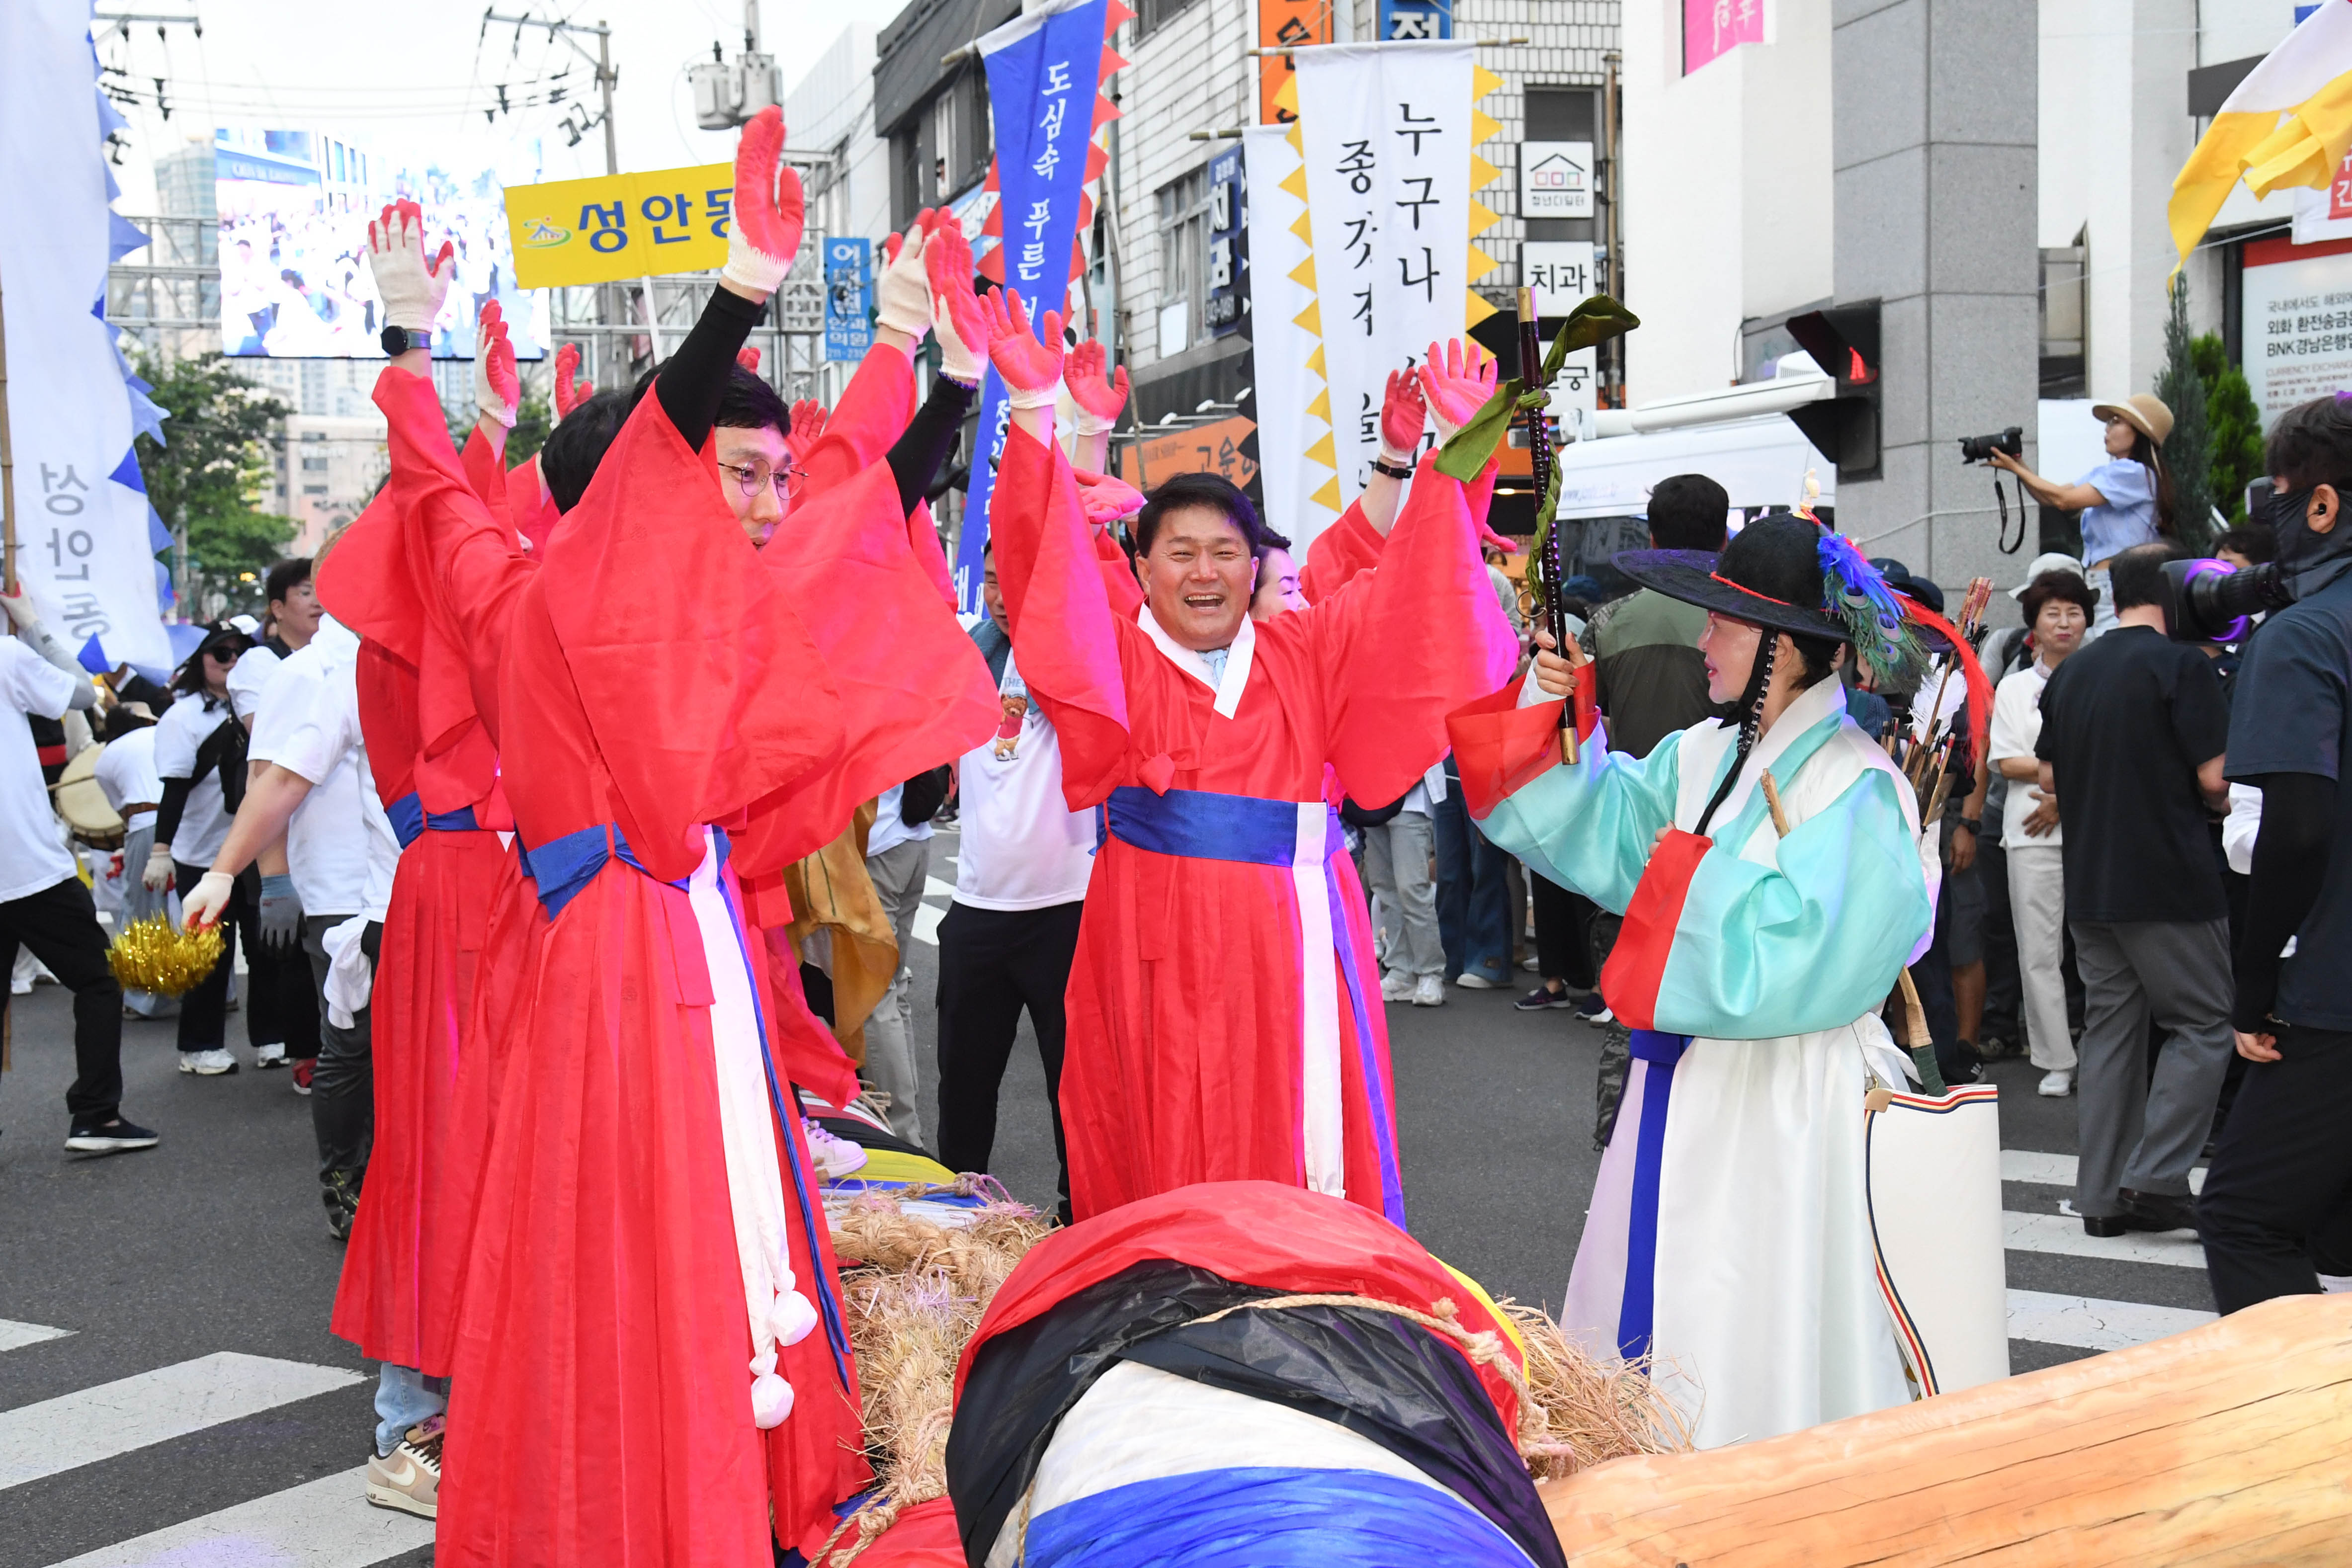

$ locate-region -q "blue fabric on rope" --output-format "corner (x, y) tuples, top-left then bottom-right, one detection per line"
(1104, 784), (1405, 1228)
(1617, 1029), (1691, 1366)
(1021, 1466), (1536, 1568)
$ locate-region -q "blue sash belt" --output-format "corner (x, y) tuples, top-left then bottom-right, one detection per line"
(1102, 784), (1406, 1228)
(1617, 1029), (1691, 1366)
(386, 792), (487, 851)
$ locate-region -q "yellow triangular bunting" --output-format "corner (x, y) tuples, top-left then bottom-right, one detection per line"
(1306, 343), (1326, 374)
(1467, 198), (1501, 240)
(1473, 65), (1503, 98)
(1472, 109), (1502, 143)
(1465, 245), (1500, 283)
(1311, 476), (1343, 510)
(1286, 123), (1302, 153)
(1289, 254), (1317, 289)
(1465, 288), (1498, 329)
(1469, 153), (1501, 190)
(1290, 210), (1313, 244)
(1305, 430), (1337, 467)
(1274, 75), (1299, 115)
(1279, 165), (1308, 200)
(1307, 387), (1331, 421)
(1294, 300), (1322, 335)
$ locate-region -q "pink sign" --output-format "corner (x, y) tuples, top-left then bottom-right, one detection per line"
(1684, 0), (1765, 74)
(2331, 147), (2352, 220)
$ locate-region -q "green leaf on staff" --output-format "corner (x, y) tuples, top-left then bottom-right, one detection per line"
(1435, 296), (1642, 481)
(1435, 381), (1522, 479)
(1543, 294), (1641, 380)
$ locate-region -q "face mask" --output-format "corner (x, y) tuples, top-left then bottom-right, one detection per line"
(2267, 485), (2352, 600)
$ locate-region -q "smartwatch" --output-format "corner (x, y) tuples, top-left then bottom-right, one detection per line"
(380, 324), (431, 357)
(1371, 456), (1415, 480)
(1957, 817), (1983, 834)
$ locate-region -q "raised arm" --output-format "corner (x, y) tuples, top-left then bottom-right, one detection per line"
(1065, 338), (1130, 477)
(796, 217), (935, 495)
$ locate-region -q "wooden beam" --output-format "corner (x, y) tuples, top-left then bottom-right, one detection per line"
(1541, 1293), (2352, 1565)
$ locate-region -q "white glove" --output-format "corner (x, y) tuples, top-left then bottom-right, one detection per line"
(142, 842), (176, 893)
(0, 589), (35, 631)
(364, 200), (454, 333)
(182, 869), (235, 928)
(874, 214), (934, 339)
(722, 106), (805, 297)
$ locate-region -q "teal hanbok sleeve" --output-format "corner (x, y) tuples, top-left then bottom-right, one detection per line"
(1474, 728), (1689, 916)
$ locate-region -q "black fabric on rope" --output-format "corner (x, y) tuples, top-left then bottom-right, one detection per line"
(1693, 630), (1778, 838)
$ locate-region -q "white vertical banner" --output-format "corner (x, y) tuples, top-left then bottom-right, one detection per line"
(0, 0), (171, 670)
(1243, 125), (1337, 550)
(1295, 40), (1473, 506)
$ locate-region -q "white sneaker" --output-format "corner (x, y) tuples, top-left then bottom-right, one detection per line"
(253, 1042), (288, 1070)
(2037, 1070), (2073, 1098)
(1454, 972), (1499, 990)
(178, 1048), (238, 1076)
(1381, 970), (1416, 1003)
(1412, 974), (1446, 1007)
(1520, 954), (1542, 972)
(802, 1118), (868, 1179)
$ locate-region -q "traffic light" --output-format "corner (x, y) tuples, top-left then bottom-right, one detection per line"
(1783, 303), (1881, 481)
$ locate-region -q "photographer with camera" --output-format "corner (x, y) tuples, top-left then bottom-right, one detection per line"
(2193, 394), (2352, 1315)
(1990, 395), (2177, 634)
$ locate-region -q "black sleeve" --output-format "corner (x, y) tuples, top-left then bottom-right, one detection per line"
(885, 373), (978, 517)
(155, 774), (192, 847)
(654, 285), (765, 453)
(2233, 771), (2337, 1031)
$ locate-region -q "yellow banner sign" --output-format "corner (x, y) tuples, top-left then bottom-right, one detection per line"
(503, 163), (733, 288)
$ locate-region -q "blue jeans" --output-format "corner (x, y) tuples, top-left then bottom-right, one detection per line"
(1432, 766), (1512, 985)
(376, 1364), (447, 1457)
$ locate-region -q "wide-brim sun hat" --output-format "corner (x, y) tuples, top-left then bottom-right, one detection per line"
(2089, 393), (2173, 448)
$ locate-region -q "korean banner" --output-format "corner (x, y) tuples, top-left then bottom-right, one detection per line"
(1244, 124), (1337, 549)
(959, 0), (1110, 614)
(1295, 41), (1475, 506)
(825, 237), (873, 361)
(502, 163), (733, 288)
(1685, 0), (1766, 74)
(0, 0), (172, 670)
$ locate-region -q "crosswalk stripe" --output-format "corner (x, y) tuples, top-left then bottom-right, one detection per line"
(913, 903), (944, 946)
(2003, 1210), (2205, 1269)
(2007, 1288), (2215, 1353)
(0, 1352), (363, 1491)
(0, 1320), (74, 1354)
(924, 875), (957, 900)
(42, 1464), (432, 1568)
(2001, 1149), (2205, 1195)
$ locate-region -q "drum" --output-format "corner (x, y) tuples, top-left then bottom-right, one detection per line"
(1864, 1080), (2009, 1397)
(53, 743), (125, 851)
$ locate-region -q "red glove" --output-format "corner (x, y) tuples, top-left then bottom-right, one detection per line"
(787, 400), (828, 465)
(1378, 366), (1427, 462)
(924, 219), (986, 383)
(475, 300), (518, 428)
(982, 288), (1064, 410)
(553, 342), (593, 418)
(736, 345), (762, 372)
(723, 106), (804, 295)
(1417, 338), (1499, 443)
(1067, 339), (1129, 435)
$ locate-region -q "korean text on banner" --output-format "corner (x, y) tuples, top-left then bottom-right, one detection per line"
(1244, 123), (1336, 549)
(1258, 0), (1331, 125)
(503, 163), (733, 288)
(0, 0), (171, 670)
(959, 0), (1109, 615)
(1685, 0), (1766, 74)
(825, 238), (874, 362)
(1295, 41), (1473, 507)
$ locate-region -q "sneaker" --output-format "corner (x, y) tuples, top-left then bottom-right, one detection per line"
(65, 1116), (160, 1154)
(253, 1042), (288, 1070)
(1381, 970), (1417, 1003)
(1519, 954), (1542, 972)
(1411, 974), (1446, 1007)
(1572, 992), (1614, 1024)
(2037, 1070), (2073, 1098)
(178, 1048), (238, 1076)
(1514, 985), (1574, 1012)
(322, 1171), (360, 1241)
(802, 1118), (868, 1179)
(365, 1416), (442, 1519)
(1453, 972), (1500, 990)
(289, 1059), (314, 1096)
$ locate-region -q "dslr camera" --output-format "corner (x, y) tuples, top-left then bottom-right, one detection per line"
(1957, 427), (2024, 465)
(2160, 557), (2296, 644)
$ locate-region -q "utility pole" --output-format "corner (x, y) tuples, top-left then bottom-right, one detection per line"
(484, 10), (622, 374)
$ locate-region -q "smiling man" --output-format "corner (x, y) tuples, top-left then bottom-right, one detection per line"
(977, 293), (1517, 1225)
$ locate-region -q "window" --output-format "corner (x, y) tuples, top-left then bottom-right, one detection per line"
(1139, 0), (1201, 36)
(301, 456), (329, 472)
(1157, 166), (1211, 358)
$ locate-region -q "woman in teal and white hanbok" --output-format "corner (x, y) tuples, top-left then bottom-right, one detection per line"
(1447, 517), (1952, 1449)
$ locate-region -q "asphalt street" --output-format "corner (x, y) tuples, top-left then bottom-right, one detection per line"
(0, 827), (2220, 1564)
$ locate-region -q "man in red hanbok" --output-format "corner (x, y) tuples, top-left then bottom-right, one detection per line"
(975, 290), (1518, 1225)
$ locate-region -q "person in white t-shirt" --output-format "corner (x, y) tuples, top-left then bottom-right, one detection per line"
(1989, 569), (2098, 1097)
(187, 618), (401, 1238)
(1357, 766), (1449, 1008)
(0, 591), (154, 1153)
(90, 705), (177, 1019)
(934, 545), (1093, 1218)
(863, 769), (945, 1148)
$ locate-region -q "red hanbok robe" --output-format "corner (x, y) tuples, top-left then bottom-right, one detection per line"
(989, 427), (1516, 1223)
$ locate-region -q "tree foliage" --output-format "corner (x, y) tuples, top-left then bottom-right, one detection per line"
(2192, 333), (2266, 526)
(2154, 280), (2216, 551)
(132, 354), (296, 597)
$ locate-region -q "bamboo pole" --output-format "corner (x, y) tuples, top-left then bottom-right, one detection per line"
(0, 257), (18, 594)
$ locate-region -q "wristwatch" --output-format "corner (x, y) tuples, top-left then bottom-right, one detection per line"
(1957, 817), (1983, 834)
(1370, 455), (1415, 480)
(379, 324), (432, 357)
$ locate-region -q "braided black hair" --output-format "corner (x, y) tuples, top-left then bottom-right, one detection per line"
(1694, 630), (1778, 837)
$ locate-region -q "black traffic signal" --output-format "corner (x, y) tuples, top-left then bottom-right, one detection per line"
(1783, 303), (1881, 481)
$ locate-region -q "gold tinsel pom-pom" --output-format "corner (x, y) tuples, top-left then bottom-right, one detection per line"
(106, 915), (225, 997)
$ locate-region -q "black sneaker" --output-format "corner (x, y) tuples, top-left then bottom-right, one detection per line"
(323, 1170), (361, 1241)
(1513, 985), (1575, 1012)
(65, 1117), (160, 1155)
(1572, 991), (1614, 1024)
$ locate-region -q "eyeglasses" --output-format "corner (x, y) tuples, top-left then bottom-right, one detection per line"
(715, 458), (805, 500)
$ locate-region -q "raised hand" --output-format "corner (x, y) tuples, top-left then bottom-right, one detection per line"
(1066, 339), (1130, 434)
(1379, 367), (1428, 460)
(722, 105), (805, 297)
(874, 209), (936, 341)
(365, 198), (454, 333)
(553, 342), (593, 418)
(981, 288), (1064, 409)
(924, 219), (987, 384)
(476, 301), (518, 428)
(1416, 338), (1499, 442)
(736, 345), (762, 372)
(787, 399), (829, 465)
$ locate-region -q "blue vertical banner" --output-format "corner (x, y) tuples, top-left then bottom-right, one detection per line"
(824, 237), (873, 361)
(955, 0), (1110, 615)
